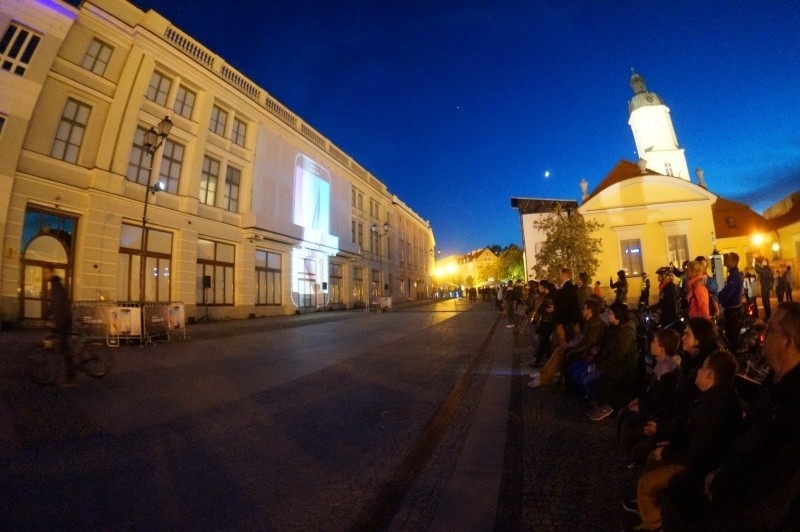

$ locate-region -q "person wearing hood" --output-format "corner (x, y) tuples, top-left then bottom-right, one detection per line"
(585, 302), (638, 421)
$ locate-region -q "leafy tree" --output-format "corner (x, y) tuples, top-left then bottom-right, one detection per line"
(497, 244), (525, 281)
(487, 244), (502, 255)
(531, 208), (603, 282)
(464, 275), (475, 288)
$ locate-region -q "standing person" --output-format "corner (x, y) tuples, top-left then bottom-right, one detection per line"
(655, 268), (681, 329)
(576, 272), (592, 315)
(718, 252), (744, 352)
(742, 267), (758, 318)
(639, 273), (651, 307)
(775, 268), (786, 304)
(554, 268), (580, 342)
(44, 265), (74, 386)
(754, 257), (773, 319)
(593, 280), (603, 299)
(695, 256), (719, 300)
(685, 261), (711, 319)
(704, 302), (800, 531)
(784, 265), (794, 302)
(610, 270), (629, 306)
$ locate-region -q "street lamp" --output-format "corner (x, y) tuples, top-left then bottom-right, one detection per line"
(371, 222), (389, 296)
(139, 116), (173, 309)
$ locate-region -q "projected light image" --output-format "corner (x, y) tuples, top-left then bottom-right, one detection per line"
(290, 154), (339, 308)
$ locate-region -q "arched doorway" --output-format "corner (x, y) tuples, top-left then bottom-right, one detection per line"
(21, 235), (70, 321)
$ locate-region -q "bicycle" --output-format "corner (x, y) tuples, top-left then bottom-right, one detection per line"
(26, 331), (113, 385)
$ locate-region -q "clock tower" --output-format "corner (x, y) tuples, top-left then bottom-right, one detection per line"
(627, 71), (690, 180)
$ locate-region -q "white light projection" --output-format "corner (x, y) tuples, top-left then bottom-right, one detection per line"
(290, 154), (339, 308)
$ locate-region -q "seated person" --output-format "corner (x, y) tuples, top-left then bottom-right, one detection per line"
(584, 302), (639, 421)
(624, 350), (742, 531)
(617, 328), (681, 463)
(530, 298), (606, 388)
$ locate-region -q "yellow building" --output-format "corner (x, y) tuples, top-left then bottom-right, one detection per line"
(0, 0), (435, 325)
(434, 248), (498, 289)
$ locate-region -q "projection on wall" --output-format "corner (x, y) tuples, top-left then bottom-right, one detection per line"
(290, 154), (339, 308)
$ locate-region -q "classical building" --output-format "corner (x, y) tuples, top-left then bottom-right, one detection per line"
(0, 0), (435, 326)
(511, 197), (578, 281)
(517, 72), (799, 304)
(434, 247), (499, 288)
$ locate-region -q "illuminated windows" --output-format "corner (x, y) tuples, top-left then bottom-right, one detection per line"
(620, 239), (644, 276)
(158, 139), (183, 194)
(223, 166), (240, 213)
(81, 38), (113, 76)
(199, 156), (219, 206)
(209, 105), (227, 136)
(117, 223), (173, 302)
(196, 239), (234, 305)
(256, 250), (281, 305)
(667, 234), (689, 265)
(329, 263), (343, 304)
(173, 85), (196, 119)
(352, 267), (364, 302)
(232, 117), (246, 146)
(127, 126), (153, 185)
(0, 23), (40, 76)
(357, 223), (363, 248)
(146, 71), (172, 106)
(50, 99), (91, 164)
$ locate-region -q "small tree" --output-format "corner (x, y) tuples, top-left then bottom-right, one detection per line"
(532, 207), (603, 282)
(497, 244), (525, 281)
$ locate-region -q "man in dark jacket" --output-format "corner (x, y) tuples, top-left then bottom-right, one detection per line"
(718, 252), (744, 351)
(655, 267), (681, 328)
(44, 265), (74, 384)
(754, 257), (773, 319)
(626, 350), (742, 531)
(554, 268), (580, 342)
(704, 302), (800, 530)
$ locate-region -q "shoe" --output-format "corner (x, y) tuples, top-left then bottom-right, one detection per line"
(621, 497), (640, 515)
(588, 405), (613, 421)
(505, 324), (514, 328)
(527, 376), (542, 388)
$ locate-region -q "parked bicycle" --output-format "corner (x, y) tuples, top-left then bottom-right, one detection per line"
(26, 331), (113, 385)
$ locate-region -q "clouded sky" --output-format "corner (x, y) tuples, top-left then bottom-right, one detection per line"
(131, 0), (800, 255)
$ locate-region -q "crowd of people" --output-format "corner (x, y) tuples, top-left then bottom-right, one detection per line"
(494, 261), (799, 530)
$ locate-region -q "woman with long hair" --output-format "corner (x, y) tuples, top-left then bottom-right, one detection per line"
(685, 260), (711, 319)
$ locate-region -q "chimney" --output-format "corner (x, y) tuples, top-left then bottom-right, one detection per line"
(579, 178), (589, 201)
(637, 158), (648, 174)
(695, 167), (707, 189)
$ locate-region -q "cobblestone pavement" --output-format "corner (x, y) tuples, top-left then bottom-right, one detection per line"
(0, 299), (641, 530)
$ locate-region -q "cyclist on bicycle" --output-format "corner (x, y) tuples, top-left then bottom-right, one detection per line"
(44, 265), (74, 385)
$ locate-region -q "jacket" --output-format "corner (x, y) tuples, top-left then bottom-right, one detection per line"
(686, 274), (710, 319)
(554, 280), (580, 327)
(754, 263), (773, 292)
(718, 266), (743, 309)
(596, 320), (637, 384)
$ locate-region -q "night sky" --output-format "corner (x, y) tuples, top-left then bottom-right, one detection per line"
(129, 0), (800, 255)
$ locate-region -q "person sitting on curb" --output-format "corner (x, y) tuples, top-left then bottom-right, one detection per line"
(701, 302), (800, 530)
(622, 350), (742, 531)
(617, 329), (681, 468)
(585, 302), (638, 421)
(530, 298), (606, 389)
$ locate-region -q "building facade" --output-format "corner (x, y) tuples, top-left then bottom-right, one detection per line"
(0, 0), (435, 326)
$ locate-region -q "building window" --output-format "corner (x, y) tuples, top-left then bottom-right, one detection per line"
(117, 223), (172, 302)
(0, 23), (41, 76)
(664, 162), (673, 177)
(329, 262), (343, 304)
(199, 156), (219, 206)
(158, 139), (183, 194)
(256, 250), (281, 305)
(620, 239), (644, 276)
(146, 71), (172, 106)
(197, 239), (234, 305)
(50, 99), (91, 164)
(357, 223), (364, 248)
(351, 220), (356, 244)
(352, 267), (364, 302)
(231, 117), (246, 147)
(351, 189), (356, 208)
(371, 269), (381, 297)
(0, 115), (6, 136)
(667, 234), (689, 266)
(127, 126), (153, 185)
(209, 105), (227, 136)
(81, 38), (113, 76)
(223, 166), (240, 213)
(357, 193), (363, 211)
(173, 85), (196, 119)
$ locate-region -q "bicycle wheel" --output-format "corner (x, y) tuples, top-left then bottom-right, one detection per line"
(79, 341), (113, 378)
(26, 347), (59, 385)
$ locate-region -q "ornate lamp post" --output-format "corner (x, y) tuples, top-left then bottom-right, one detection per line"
(139, 116), (172, 308)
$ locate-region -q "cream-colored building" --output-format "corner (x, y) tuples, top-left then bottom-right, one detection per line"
(434, 248), (499, 288)
(519, 72), (799, 305)
(0, 0), (435, 325)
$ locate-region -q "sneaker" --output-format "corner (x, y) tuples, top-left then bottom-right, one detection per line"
(621, 497), (640, 515)
(588, 405), (614, 421)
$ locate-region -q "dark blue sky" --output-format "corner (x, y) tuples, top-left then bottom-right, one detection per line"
(132, 0), (800, 255)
